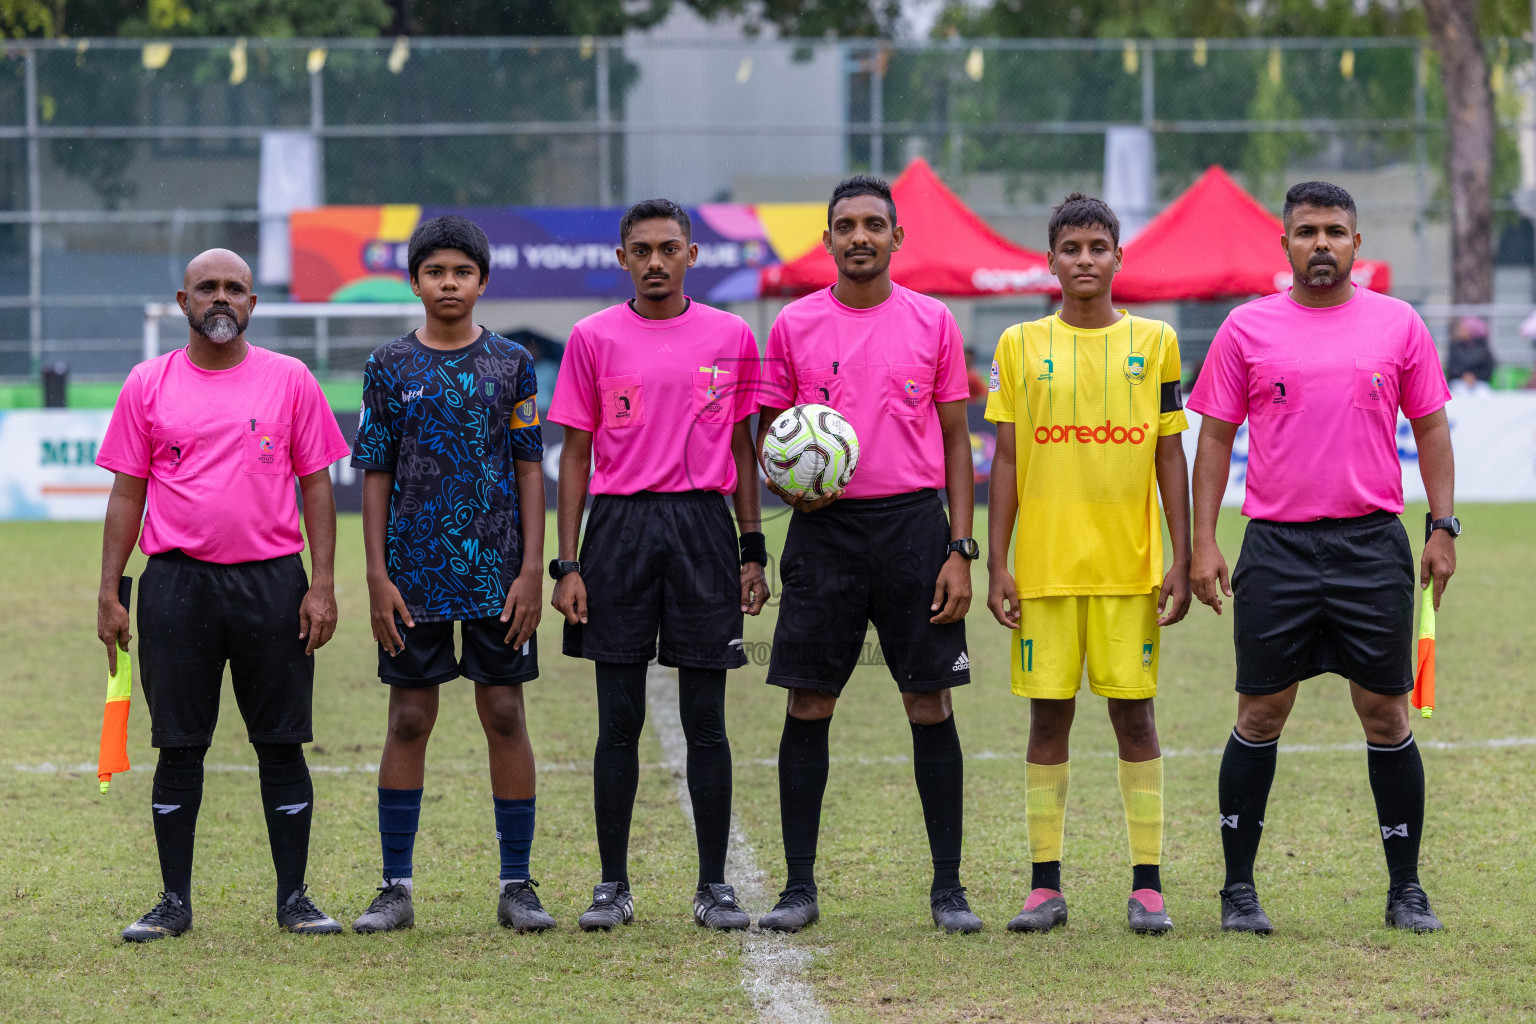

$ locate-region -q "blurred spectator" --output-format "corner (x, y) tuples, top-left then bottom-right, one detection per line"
(1444, 315), (1495, 388)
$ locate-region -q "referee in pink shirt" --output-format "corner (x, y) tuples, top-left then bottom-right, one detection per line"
(1188, 182), (1457, 935)
(96, 249), (352, 941)
(755, 176), (981, 934)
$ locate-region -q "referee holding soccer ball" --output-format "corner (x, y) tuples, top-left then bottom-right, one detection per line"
(756, 175), (981, 935)
(1188, 182), (1456, 935)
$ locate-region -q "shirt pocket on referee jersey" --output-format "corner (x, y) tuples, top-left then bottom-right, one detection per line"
(150, 426), (199, 476)
(1250, 360), (1304, 416)
(599, 375), (644, 428)
(796, 366), (843, 410)
(886, 364), (934, 418)
(692, 370), (733, 424)
(245, 421), (291, 474)
(1351, 358), (1400, 413)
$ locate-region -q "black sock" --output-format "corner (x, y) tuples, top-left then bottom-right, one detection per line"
(1367, 733), (1425, 887)
(151, 745), (207, 906)
(1132, 864), (1161, 893)
(778, 710), (831, 888)
(678, 667), (731, 889)
(593, 662), (648, 888)
(1218, 728), (1278, 888)
(1031, 861), (1061, 892)
(254, 743), (313, 908)
(910, 714), (964, 893)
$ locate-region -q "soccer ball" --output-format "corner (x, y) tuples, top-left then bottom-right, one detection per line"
(761, 404), (860, 497)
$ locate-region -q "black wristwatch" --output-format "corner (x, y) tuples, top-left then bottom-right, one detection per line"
(548, 558), (582, 580)
(947, 538), (980, 560)
(1425, 514), (1461, 542)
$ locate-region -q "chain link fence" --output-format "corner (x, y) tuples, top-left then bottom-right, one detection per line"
(2, 35), (1532, 384)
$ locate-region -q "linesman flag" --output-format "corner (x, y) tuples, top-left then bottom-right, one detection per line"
(1412, 586), (1436, 719)
(97, 577), (133, 793)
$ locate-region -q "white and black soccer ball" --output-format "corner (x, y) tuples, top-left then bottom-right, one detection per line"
(761, 403), (860, 497)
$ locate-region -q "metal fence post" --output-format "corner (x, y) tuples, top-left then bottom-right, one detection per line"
(1141, 41), (1154, 128)
(310, 58), (326, 205)
(871, 47), (884, 177)
(25, 44), (42, 378)
(1415, 43), (1429, 301)
(597, 40), (612, 206)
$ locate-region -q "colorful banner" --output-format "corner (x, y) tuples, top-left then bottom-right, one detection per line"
(290, 203), (824, 304)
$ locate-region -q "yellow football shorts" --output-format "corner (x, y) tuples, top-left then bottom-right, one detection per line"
(1010, 591), (1161, 700)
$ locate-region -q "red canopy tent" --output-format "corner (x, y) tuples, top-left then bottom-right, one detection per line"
(1112, 165), (1391, 303)
(758, 157), (1057, 298)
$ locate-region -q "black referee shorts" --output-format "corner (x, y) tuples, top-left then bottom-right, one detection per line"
(379, 617), (538, 688)
(1232, 510), (1414, 696)
(563, 490), (746, 670)
(766, 489), (970, 695)
(137, 550), (313, 748)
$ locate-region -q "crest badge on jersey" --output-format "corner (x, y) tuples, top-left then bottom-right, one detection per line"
(988, 360), (1000, 392)
(511, 396), (539, 429)
(1124, 352), (1147, 384)
(1038, 358), (1054, 382)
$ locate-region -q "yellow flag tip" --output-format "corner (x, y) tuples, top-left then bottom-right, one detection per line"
(1421, 707), (1433, 719)
(99, 779), (110, 794)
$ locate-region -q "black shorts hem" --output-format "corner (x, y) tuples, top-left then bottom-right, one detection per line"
(462, 668), (539, 687)
(245, 729), (313, 745)
(150, 731), (216, 749)
(765, 673), (845, 694)
(897, 672), (970, 694)
(562, 643), (658, 665)
(1235, 672), (1412, 697)
(380, 666), (463, 688)
(658, 649), (747, 671)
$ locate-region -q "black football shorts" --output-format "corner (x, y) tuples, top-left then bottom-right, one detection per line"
(1232, 509), (1415, 696)
(766, 488), (971, 695)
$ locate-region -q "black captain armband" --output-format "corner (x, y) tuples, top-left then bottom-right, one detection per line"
(1160, 380), (1184, 414)
(739, 532), (768, 567)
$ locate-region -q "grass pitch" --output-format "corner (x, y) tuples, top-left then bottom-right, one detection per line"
(2, 503), (1534, 1023)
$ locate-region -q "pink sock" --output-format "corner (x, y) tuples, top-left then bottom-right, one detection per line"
(1130, 888), (1164, 912)
(1024, 887), (1063, 911)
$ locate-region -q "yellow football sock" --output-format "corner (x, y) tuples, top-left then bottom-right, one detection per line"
(1025, 760), (1070, 864)
(1118, 757), (1164, 866)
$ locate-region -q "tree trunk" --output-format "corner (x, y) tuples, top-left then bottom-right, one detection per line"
(1423, 0), (1495, 304)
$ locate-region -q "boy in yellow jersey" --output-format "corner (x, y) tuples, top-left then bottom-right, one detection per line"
(984, 194), (1191, 934)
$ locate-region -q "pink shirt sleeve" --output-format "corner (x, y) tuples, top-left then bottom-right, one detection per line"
(1187, 317), (1249, 424)
(734, 322), (762, 422)
(96, 369), (151, 477)
(548, 325), (598, 431)
(290, 368), (351, 477)
(933, 307), (969, 402)
(1399, 311), (1452, 419)
(761, 316), (795, 409)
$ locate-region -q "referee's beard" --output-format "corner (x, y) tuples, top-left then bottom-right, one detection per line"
(189, 306), (248, 344)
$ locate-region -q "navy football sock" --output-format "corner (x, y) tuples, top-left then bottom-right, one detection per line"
(494, 796), (536, 883)
(378, 786), (423, 882)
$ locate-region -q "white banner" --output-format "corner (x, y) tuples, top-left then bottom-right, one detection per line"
(1182, 392), (1536, 506)
(0, 410), (115, 520)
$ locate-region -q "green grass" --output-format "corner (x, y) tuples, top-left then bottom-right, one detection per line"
(2, 504), (1534, 1023)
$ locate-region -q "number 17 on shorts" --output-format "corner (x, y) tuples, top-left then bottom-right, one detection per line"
(1009, 594), (1162, 701)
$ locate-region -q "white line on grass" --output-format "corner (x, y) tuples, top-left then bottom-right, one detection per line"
(645, 665), (829, 1024)
(18, 734), (1534, 779)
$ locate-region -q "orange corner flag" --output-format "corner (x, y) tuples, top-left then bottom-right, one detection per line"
(1412, 588), (1436, 719)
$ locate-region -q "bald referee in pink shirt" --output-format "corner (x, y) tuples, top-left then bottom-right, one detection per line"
(1188, 182), (1456, 935)
(96, 249), (352, 941)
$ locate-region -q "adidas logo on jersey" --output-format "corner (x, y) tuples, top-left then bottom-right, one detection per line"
(952, 652), (970, 672)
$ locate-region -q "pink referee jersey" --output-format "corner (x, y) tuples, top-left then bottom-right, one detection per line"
(762, 284), (969, 499)
(1187, 287), (1450, 522)
(96, 346), (351, 564)
(547, 299), (761, 495)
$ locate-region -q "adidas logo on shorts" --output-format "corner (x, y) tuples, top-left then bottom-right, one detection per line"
(951, 652), (970, 672)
